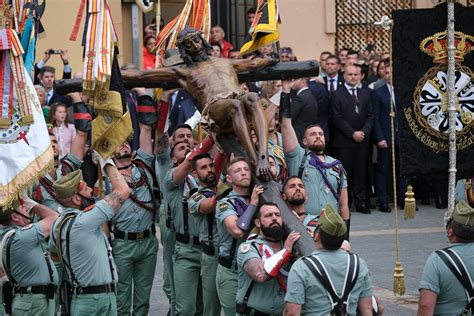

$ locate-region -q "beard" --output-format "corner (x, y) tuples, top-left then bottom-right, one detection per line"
(200, 174), (216, 186)
(261, 222), (287, 241)
(288, 196), (306, 206)
(79, 194), (95, 210)
(114, 152), (132, 161)
(308, 142), (325, 153)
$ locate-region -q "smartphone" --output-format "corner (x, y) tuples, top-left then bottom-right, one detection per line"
(48, 49), (63, 54)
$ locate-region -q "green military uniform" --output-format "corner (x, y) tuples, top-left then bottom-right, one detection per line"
(236, 234), (288, 315)
(419, 201), (474, 315)
(188, 186), (221, 316)
(164, 168), (202, 316)
(50, 171), (118, 316)
(285, 249), (373, 314)
(33, 152), (83, 212)
(286, 145), (347, 215)
(109, 149), (158, 315)
(215, 190), (251, 316)
(155, 147), (176, 313)
(302, 214), (320, 236)
(285, 206), (372, 314)
(1, 223), (59, 316)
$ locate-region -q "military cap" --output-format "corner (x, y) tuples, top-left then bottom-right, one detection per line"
(53, 170), (84, 199)
(0, 196), (21, 221)
(451, 200), (474, 226)
(319, 204), (347, 237)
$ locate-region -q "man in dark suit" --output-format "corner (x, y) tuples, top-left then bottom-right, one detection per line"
(167, 89), (200, 136)
(372, 59), (406, 213)
(323, 55), (344, 98)
(331, 65), (374, 214)
(308, 79), (330, 141)
(288, 78), (319, 145)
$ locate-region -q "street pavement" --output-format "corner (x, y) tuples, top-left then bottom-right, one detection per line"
(149, 202), (448, 315)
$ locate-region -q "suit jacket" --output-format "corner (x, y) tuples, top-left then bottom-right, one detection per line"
(33, 63), (71, 85)
(372, 84), (398, 145)
(167, 90), (199, 136)
(331, 86), (374, 148)
(308, 80), (330, 140)
(290, 88), (319, 144)
(323, 72), (344, 93)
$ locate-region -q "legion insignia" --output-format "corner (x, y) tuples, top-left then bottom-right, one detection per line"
(406, 31), (474, 153)
(192, 193), (203, 202)
(240, 243), (250, 253)
(219, 202), (228, 212)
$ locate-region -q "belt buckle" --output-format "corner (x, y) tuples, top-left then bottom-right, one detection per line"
(106, 284), (112, 292)
(136, 231), (145, 241)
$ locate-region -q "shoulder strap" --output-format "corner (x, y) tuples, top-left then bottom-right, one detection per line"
(303, 253), (359, 314)
(241, 242), (262, 308)
(55, 214), (79, 286)
(298, 150), (310, 179)
(0, 229), (18, 285)
(436, 248), (474, 312)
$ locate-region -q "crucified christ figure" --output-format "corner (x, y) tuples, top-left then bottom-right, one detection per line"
(122, 27), (277, 181)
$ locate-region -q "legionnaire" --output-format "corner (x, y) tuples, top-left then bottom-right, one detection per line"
(33, 94), (90, 211)
(455, 178), (474, 207)
(418, 200), (474, 315)
(163, 135), (215, 316)
(106, 90), (159, 315)
(188, 153), (226, 316)
(49, 164), (130, 315)
(215, 157), (264, 316)
(0, 196), (59, 315)
(236, 203), (300, 316)
(284, 205), (373, 315)
(280, 79), (350, 232)
(282, 176), (321, 236)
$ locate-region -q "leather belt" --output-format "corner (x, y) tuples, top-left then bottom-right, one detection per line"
(114, 226), (156, 241)
(76, 283), (115, 295)
(15, 285), (56, 295)
(175, 232), (201, 246)
(202, 243), (215, 256)
(218, 256), (235, 270)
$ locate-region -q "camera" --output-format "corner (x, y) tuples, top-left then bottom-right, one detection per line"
(48, 49), (63, 55)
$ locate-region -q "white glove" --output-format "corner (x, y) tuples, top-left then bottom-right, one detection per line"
(22, 193), (38, 212)
(95, 151), (116, 175)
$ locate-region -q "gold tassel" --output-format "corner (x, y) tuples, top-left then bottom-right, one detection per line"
(404, 185), (416, 219)
(0, 118), (12, 128)
(21, 114), (34, 125)
(393, 261), (406, 296)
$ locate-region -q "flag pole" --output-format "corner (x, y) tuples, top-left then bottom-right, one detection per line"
(444, 0), (457, 224)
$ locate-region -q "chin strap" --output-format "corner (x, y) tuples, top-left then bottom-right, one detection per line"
(264, 249), (291, 277)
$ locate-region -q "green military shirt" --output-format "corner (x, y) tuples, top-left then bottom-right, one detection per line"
(419, 243), (474, 315)
(155, 147), (172, 226)
(164, 168), (200, 237)
(112, 149), (155, 232)
(236, 234), (288, 315)
(188, 186), (219, 247)
(215, 190), (251, 259)
(34, 152), (83, 212)
(0, 224), (59, 286)
(285, 249), (373, 314)
(286, 145), (347, 215)
(49, 200), (118, 287)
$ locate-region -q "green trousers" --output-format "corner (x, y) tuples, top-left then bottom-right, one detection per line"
(158, 207), (176, 314)
(12, 293), (54, 316)
(201, 252), (221, 316)
(173, 241), (203, 316)
(215, 264), (238, 316)
(112, 234), (158, 316)
(71, 292), (116, 316)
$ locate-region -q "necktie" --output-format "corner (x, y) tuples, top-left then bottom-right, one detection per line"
(329, 79), (335, 95)
(351, 88), (359, 114)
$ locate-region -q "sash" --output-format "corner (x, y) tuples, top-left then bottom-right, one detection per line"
(308, 152), (344, 201)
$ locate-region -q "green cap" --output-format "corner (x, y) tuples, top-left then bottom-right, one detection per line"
(451, 200), (474, 226)
(319, 204), (347, 237)
(53, 170), (84, 199)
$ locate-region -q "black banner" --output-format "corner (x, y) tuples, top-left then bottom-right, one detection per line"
(392, 4), (474, 178)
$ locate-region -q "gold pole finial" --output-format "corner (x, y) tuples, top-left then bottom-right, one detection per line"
(404, 185), (416, 219)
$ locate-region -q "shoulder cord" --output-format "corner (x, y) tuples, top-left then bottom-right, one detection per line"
(1, 229), (18, 286)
